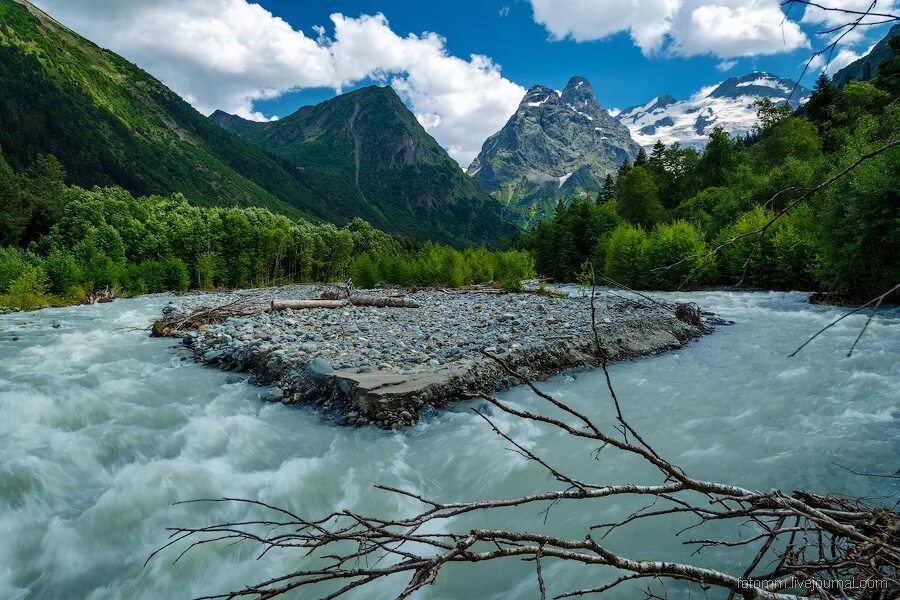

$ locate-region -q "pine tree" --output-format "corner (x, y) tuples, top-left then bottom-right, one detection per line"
(600, 173), (615, 204)
(634, 148), (648, 167)
(650, 140), (666, 163)
(805, 73), (840, 126)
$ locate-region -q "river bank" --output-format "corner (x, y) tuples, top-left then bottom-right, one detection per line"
(158, 285), (712, 429)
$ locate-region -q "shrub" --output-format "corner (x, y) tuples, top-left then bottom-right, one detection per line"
(0, 246), (28, 292)
(5, 265), (49, 311)
(67, 284), (87, 304)
(350, 253), (380, 289)
(495, 250), (534, 291)
(162, 258), (190, 292)
(643, 221), (716, 290)
(43, 251), (82, 295)
(715, 206), (780, 288)
(603, 223), (647, 288)
(127, 258), (190, 294)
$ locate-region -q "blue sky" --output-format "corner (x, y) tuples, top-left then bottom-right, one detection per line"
(35, 0), (898, 165)
(252, 0), (840, 116)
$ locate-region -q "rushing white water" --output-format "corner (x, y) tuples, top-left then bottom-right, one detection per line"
(0, 291), (897, 599)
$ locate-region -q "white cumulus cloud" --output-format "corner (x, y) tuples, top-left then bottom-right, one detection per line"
(716, 59), (738, 71)
(797, 0), (897, 76)
(799, 0), (900, 46)
(32, 0), (525, 166)
(529, 0), (810, 58)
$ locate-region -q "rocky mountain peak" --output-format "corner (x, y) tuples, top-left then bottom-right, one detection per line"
(468, 75), (641, 227)
(561, 76), (599, 108)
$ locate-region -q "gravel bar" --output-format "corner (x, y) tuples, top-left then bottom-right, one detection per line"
(164, 285), (709, 429)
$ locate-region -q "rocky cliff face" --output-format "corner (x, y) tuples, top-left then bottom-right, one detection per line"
(467, 76), (641, 226)
(617, 72), (810, 149)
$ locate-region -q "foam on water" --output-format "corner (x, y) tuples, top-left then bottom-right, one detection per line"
(0, 291), (897, 599)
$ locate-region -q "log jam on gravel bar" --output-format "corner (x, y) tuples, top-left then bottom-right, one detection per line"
(154, 285), (719, 430)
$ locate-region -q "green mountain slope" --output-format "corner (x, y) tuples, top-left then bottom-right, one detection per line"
(210, 86), (518, 247)
(0, 0), (343, 222)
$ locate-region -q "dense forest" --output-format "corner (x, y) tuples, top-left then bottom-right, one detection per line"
(0, 146), (532, 310)
(519, 44), (899, 300)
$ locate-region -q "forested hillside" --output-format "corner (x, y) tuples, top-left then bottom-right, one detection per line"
(519, 42), (900, 300)
(211, 86), (518, 247)
(0, 0), (342, 223)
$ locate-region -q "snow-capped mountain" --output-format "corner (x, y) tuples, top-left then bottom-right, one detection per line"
(468, 76), (640, 225)
(617, 72), (810, 149)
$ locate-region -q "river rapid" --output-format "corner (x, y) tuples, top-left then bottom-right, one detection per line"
(1, 290), (897, 599)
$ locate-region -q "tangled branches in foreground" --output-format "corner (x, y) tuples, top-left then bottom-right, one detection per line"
(153, 286), (899, 600)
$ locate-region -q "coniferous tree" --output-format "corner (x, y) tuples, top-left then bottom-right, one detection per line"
(697, 127), (744, 189)
(599, 174), (615, 204)
(634, 148), (648, 167)
(805, 73), (840, 127)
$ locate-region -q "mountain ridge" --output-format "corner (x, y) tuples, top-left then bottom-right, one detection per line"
(211, 85), (518, 247)
(832, 24), (900, 86)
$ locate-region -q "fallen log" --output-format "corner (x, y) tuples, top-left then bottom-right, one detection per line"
(270, 299), (349, 311)
(349, 296), (420, 308)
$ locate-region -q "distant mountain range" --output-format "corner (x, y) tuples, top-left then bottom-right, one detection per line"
(211, 86), (516, 247)
(0, 0), (515, 247)
(467, 76), (641, 225)
(616, 72), (810, 149)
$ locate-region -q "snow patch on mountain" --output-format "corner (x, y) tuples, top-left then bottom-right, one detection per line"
(736, 76), (791, 92)
(618, 72), (810, 149)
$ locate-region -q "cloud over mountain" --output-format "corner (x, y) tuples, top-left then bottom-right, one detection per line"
(33, 0), (524, 165)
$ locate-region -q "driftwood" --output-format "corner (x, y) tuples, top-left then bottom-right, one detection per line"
(150, 298), (261, 336)
(87, 286), (116, 305)
(270, 299), (348, 310)
(152, 294), (422, 337)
